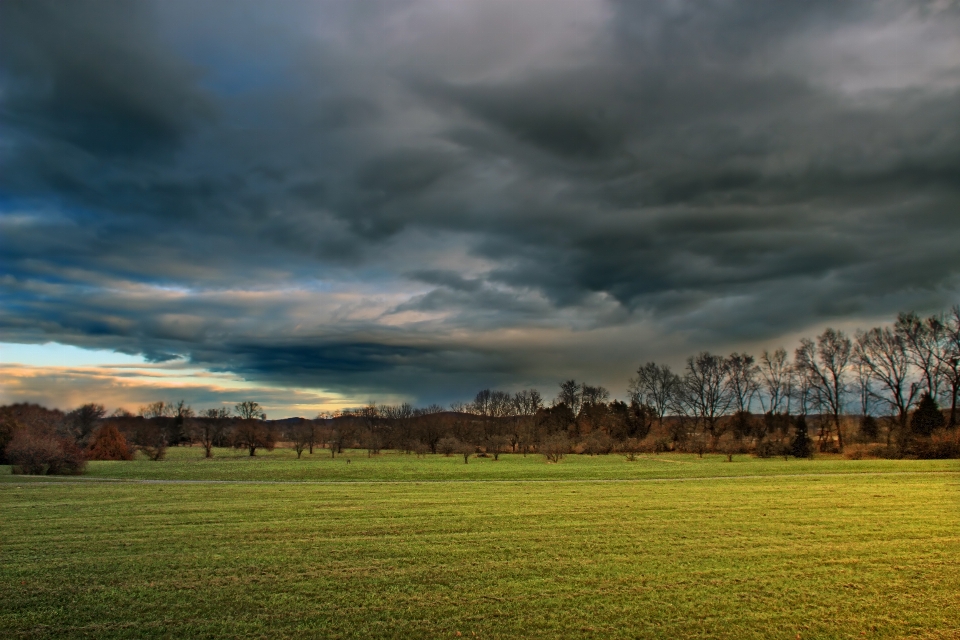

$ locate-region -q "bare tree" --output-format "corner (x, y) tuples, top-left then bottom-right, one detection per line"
(854, 326), (920, 448)
(628, 362), (680, 428)
(289, 420), (311, 459)
(896, 312), (945, 399)
(458, 438), (474, 464)
(235, 401), (266, 420)
(489, 391), (514, 418)
(680, 352), (733, 450)
(540, 432), (570, 463)
(725, 353), (759, 414)
(170, 400), (194, 445)
(556, 380), (583, 416)
(65, 403), (106, 446)
(933, 306), (960, 427)
(794, 329), (852, 452)
(581, 384), (610, 407)
(511, 389), (542, 454)
(471, 389), (492, 416)
(140, 401), (170, 419)
(487, 434), (511, 460)
(512, 389), (543, 416)
(437, 436), (459, 456)
(232, 420), (275, 456)
(758, 349), (791, 414)
(325, 426), (342, 458)
(853, 356), (873, 418)
(194, 408), (230, 458)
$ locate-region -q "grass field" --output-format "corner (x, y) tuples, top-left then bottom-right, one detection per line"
(2, 451), (959, 638)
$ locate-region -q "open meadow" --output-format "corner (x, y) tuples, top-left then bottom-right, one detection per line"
(2, 450), (959, 639)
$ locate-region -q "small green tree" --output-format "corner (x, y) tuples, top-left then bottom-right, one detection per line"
(858, 415), (880, 441)
(790, 415), (813, 459)
(911, 393), (945, 438)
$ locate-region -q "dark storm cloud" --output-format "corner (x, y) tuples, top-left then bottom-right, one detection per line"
(3, 0), (960, 406)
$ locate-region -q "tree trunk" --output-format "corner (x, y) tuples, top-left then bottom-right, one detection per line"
(950, 382), (959, 428)
(834, 412), (844, 452)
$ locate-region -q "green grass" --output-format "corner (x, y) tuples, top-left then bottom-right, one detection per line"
(2, 453), (959, 638)
(2, 445), (957, 483)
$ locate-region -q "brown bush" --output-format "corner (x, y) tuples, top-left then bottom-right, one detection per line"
(541, 433), (570, 463)
(7, 430), (87, 475)
(866, 443), (901, 459)
(0, 417), (20, 464)
(843, 444), (869, 460)
(86, 423), (134, 461)
(912, 430), (960, 459)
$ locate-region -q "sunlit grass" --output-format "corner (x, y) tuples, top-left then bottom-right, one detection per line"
(1, 453), (958, 638)
(3, 446), (957, 483)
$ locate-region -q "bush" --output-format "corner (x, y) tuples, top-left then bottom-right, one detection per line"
(866, 443), (900, 459)
(843, 444), (869, 460)
(619, 437), (643, 460)
(437, 436), (459, 457)
(86, 423), (134, 461)
(858, 415), (880, 441)
(913, 431), (960, 459)
(791, 416), (813, 459)
(541, 433), (570, 463)
(755, 440), (789, 459)
(911, 394), (945, 438)
(653, 437), (672, 453)
(0, 417), (20, 464)
(582, 430), (614, 455)
(7, 430), (87, 475)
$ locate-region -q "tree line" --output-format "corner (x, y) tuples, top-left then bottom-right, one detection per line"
(2, 307), (960, 474)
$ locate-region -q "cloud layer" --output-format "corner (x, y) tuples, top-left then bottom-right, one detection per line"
(2, 0), (960, 411)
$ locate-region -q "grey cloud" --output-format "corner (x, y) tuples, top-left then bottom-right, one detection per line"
(2, 0), (960, 407)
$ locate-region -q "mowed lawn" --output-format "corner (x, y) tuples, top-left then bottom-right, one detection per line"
(3, 445), (958, 483)
(2, 455), (959, 639)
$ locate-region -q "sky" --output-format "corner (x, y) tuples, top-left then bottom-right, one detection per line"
(2, 0), (960, 418)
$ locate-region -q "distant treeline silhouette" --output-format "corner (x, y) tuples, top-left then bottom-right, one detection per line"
(3, 307), (960, 473)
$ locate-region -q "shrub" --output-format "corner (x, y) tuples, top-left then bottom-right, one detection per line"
(437, 436), (459, 456)
(619, 437), (643, 460)
(858, 415), (880, 441)
(866, 443), (900, 459)
(790, 416), (813, 459)
(755, 440), (789, 459)
(458, 439), (474, 464)
(911, 394), (945, 438)
(843, 444), (869, 460)
(717, 436), (749, 461)
(653, 436), (672, 453)
(582, 430), (614, 455)
(86, 423), (134, 461)
(7, 430), (87, 475)
(0, 417), (20, 464)
(913, 431), (960, 459)
(541, 433), (570, 463)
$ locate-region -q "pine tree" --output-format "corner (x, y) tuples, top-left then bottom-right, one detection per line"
(86, 423), (134, 461)
(791, 415), (813, 458)
(910, 393), (945, 438)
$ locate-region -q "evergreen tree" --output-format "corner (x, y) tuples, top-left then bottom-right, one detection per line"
(911, 393), (945, 438)
(859, 415), (880, 441)
(791, 415), (813, 458)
